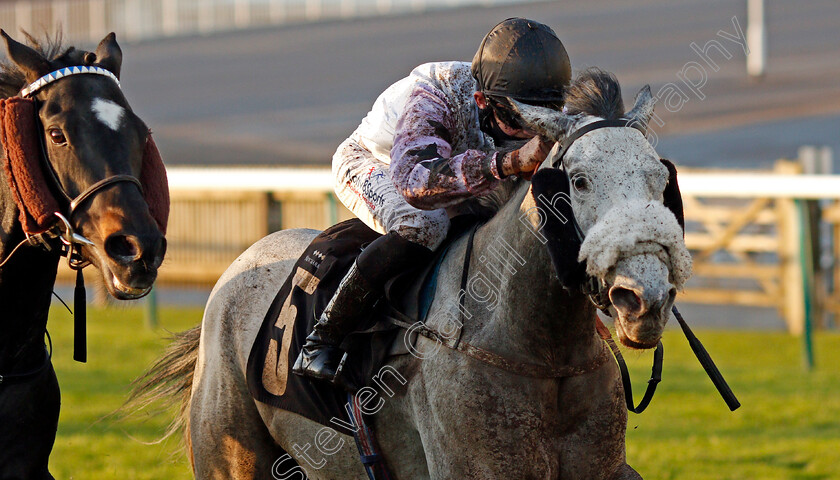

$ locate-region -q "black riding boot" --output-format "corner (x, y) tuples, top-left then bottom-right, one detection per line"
(292, 231), (434, 388)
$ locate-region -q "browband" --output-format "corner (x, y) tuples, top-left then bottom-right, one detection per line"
(553, 119), (646, 168)
(20, 66), (120, 98)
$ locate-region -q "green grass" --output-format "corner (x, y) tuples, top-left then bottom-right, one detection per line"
(45, 305), (840, 479)
(48, 304), (198, 479)
(624, 330), (840, 479)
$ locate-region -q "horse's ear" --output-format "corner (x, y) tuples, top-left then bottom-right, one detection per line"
(1, 30), (50, 83)
(626, 85), (655, 131)
(93, 32), (122, 79)
(660, 159), (685, 234)
(530, 168), (587, 291)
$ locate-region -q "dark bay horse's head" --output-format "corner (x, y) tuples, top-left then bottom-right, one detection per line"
(1, 31), (166, 299)
(516, 68), (692, 349)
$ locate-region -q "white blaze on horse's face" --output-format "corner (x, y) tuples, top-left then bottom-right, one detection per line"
(91, 98), (125, 131)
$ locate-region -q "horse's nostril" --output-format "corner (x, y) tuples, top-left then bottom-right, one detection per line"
(610, 286), (646, 317)
(105, 234), (141, 264)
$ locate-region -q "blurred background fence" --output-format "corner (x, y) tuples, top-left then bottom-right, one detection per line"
(0, 0), (530, 42)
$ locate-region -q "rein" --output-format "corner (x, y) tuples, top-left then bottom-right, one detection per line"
(597, 317), (663, 413)
(0, 346), (51, 387)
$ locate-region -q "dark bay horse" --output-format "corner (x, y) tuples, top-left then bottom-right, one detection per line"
(136, 70), (689, 478)
(0, 31), (167, 478)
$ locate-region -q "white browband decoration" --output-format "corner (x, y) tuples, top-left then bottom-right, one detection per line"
(20, 66), (120, 98)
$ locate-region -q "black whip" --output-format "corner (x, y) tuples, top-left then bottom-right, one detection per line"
(673, 305), (740, 411)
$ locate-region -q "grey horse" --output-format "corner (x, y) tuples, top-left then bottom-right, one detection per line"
(133, 69), (690, 479)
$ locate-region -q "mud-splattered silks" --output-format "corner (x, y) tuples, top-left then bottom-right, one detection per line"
(333, 61), (504, 249)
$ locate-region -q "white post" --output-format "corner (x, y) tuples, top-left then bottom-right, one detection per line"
(819, 147), (834, 176)
(377, 0), (392, 15)
(747, 0), (766, 77)
(198, 0), (214, 34)
(124, 0), (142, 41)
(162, 0), (179, 36)
(52, 0), (71, 37)
(269, 0), (286, 24)
(339, 0), (354, 18)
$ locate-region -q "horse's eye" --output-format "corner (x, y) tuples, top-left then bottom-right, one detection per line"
(572, 175), (589, 192)
(48, 128), (67, 145)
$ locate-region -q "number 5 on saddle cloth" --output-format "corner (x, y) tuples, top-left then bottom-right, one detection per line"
(247, 217), (463, 433)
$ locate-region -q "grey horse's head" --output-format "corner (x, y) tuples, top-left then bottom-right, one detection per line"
(515, 69), (691, 349)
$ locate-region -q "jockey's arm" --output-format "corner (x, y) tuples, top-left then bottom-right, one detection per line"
(389, 82), (502, 211)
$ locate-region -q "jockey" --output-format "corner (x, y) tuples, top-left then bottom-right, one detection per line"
(293, 17), (572, 387)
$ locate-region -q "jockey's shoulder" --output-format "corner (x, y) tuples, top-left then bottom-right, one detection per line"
(408, 61), (475, 89)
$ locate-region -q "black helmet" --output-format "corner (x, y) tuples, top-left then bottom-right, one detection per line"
(471, 18), (571, 103)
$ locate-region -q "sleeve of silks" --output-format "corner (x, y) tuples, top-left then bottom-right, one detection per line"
(389, 81), (500, 211)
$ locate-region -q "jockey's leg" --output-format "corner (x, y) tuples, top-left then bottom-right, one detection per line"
(292, 138), (448, 389)
(292, 232), (434, 388)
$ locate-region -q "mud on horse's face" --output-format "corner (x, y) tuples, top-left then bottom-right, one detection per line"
(1, 31), (167, 299)
(514, 86), (691, 349)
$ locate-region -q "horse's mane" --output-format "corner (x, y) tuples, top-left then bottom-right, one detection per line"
(473, 67), (624, 216)
(563, 67), (625, 120)
(0, 31), (74, 98)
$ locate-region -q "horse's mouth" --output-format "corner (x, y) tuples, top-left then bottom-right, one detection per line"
(110, 272), (153, 299)
(81, 241), (160, 300)
(614, 318), (662, 350)
(93, 257), (155, 300)
(617, 332), (659, 350)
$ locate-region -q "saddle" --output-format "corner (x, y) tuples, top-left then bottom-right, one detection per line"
(246, 217), (476, 434)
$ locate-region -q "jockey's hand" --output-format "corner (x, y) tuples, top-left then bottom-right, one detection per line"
(502, 136), (554, 180)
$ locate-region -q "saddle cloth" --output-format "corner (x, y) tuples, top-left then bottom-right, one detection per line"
(246, 217), (475, 435)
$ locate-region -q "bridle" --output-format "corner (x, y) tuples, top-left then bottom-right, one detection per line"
(24, 66), (144, 270)
(550, 118), (648, 314)
(548, 118), (740, 413)
(0, 66), (145, 366)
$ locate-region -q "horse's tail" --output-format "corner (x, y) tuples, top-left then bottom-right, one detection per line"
(126, 325), (201, 450)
